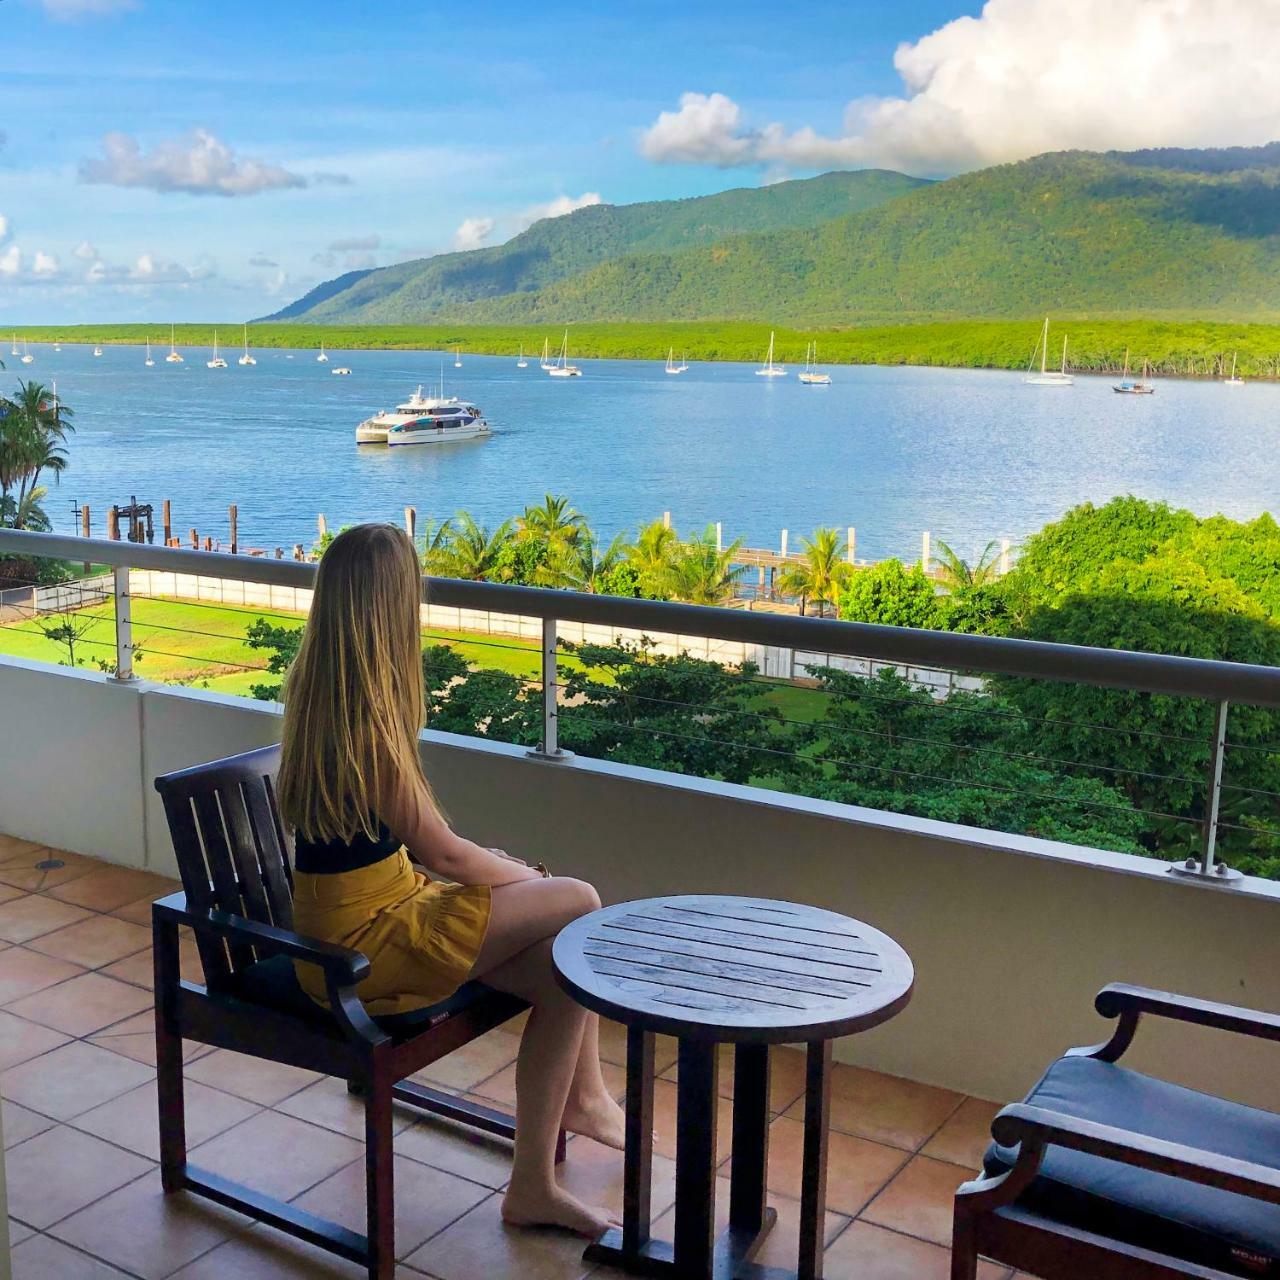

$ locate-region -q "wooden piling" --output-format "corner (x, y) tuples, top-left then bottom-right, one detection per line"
(203, 536), (212, 552)
(715, 522), (723, 553)
(847, 527), (856, 565)
(294, 544), (305, 561)
(81, 505), (91, 573)
(162, 499), (172, 545)
(106, 508), (119, 541)
(275, 547), (284, 560)
(189, 528), (198, 549)
(662, 511), (671, 530)
(317, 513), (328, 542)
(405, 506), (417, 542)
(229, 505), (238, 555)
(780, 528), (789, 558)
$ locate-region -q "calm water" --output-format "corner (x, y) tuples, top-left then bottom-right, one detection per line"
(18, 342), (1280, 561)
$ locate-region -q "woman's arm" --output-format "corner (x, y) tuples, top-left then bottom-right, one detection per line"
(379, 775), (541, 888)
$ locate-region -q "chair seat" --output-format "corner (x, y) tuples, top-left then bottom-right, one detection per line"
(984, 1055), (1280, 1276)
(225, 953), (500, 1041)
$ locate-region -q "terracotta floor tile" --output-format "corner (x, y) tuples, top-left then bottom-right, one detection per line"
(921, 1097), (1002, 1171)
(860, 1154), (974, 1248)
(167, 1224), (428, 1278)
(596, 1018), (679, 1073)
(403, 1194), (595, 1280)
(9, 1217), (35, 1246)
(649, 1178), (847, 1274)
(0, 1039), (154, 1121)
(0, 882), (27, 906)
(660, 1043), (810, 1113)
(0, 1008), (70, 1071)
(0, 846), (100, 893)
(0, 833), (42, 860)
(0, 894), (92, 944)
(49, 1168), (250, 1280)
(783, 1063), (963, 1152)
(295, 1153), (490, 1258)
(3, 1099), (57, 1148)
(190, 1109), (362, 1201)
(10, 1232), (138, 1279)
(0, 946), (84, 1004)
(4, 1124), (153, 1228)
(27, 914), (152, 968)
(651, 1076), (734, 1164)
(409, 1027), (522, 1092)
(395, 1113), (518, 1189)
(6, 970), (152, 1036)
(87, 1010), (212, 1068)
(73, 1077), (260, 1161)
(276, 1075), (416, 1141)
(185, 1047), (321, 1105)
(748, 1114), (908, 1215)
(108, 896), (165, 927)
(102, 936), (202, 990)
(822, 1220), (1009, 1280)
(47, 865), (177, 913)
(556, 1134), (679, 1221)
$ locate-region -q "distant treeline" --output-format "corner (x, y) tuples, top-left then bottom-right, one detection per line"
(17, 319), (1280, 377)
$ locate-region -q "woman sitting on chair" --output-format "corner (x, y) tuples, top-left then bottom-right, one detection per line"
(276, 523), (622, 1237)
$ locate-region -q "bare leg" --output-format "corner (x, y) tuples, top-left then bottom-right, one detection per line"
(563, 1013), (626, 1150)
(468, 877), (617, 1237)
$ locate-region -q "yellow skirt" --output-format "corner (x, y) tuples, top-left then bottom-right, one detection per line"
(292, 849), (492, 1017)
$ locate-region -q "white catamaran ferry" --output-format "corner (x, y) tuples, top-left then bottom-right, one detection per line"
(355, 386), (491, 447)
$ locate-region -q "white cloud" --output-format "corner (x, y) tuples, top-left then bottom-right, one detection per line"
(32, 251), (61, 277)
(41, 0), (138, 18)
(452, 216), (495, 251)
(0, 246), (20, 277)
(73, 239), (98, 260)
(0, 215), (9, 242)
(517, 192), (602, 229)
(79, 129), (314, 196)
(639, 0), (1280, 176)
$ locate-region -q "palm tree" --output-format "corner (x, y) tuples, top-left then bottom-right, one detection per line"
(516, 494), (586, 550)
(432, 514), (512, 580)
(776, 527), (852, 617)
(932, 539), (1001, 592)
(626, 519), (679, 598)
(0, 380), (74, 530)
(564, 531), (630, 593)
(665, 527), (746, 605)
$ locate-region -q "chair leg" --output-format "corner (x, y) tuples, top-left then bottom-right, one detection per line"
(366, 1068), (396, 1280)
(153, 923), (187, 1193)
(950, 1206), (980, 1280)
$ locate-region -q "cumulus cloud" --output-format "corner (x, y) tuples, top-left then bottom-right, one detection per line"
(73, 239), (98, 260)
(639, 0), (1280, 176)
(0, 246), (20, 277)
(328, 234), (380, 252)
(32, 251), (61, 277)
(41, 0), (138, 18)
(452, 216), (495, 251)
(516, 192), (602, 229)
(79, 129), (313, 196)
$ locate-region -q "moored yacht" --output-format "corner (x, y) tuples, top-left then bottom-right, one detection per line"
(756, 331), (786, 377)
(1025, 317), (1073, 386)
(548, 329), (582, 377)
(355, 386), (491, 447)
(799, 341), (831, 384)
(166, 324), (184, 363)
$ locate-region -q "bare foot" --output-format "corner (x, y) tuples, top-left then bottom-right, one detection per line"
(562, 1092), (627, 1150)
(501, 1183), (616, 1238)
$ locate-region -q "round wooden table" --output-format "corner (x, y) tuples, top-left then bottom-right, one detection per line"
(553, 895), (914, 1280)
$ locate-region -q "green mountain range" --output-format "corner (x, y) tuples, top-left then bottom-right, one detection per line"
(268, 170), (925, 322)
(269, 145), (1280, 324)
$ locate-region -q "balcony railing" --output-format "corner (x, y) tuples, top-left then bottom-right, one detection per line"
(4, 526), (1280, 885)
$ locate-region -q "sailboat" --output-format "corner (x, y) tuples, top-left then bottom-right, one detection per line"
(547, 329), (582, 377)
(93, 346), (103, 357)
(756, 331), (786, 377)
(1223, 352), (1244, 386)
(144, 338), (155, 367)
(166, 324), (184, 363)
(20, 338), (33, 365)
(8, 334), (16, 357)
(453, 345), (463, 369)
(1024, 317), (1072, 386)
(207, 330), (228, 369)
(799, 341), (831, 385)
(665, 346), (688, 375)
(238, 324), (257, 366)
(539, 338), (551, 370)
(516, 345), (528, 368)
(1113, 348), (1154, 394)
(316, 340), (329, 364)
(53, 340), (60, 352)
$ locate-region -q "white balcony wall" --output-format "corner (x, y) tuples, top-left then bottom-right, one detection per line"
(1, 652), (1277, 1115)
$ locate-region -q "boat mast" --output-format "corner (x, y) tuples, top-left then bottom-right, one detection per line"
(1040, 318), (1049, 376)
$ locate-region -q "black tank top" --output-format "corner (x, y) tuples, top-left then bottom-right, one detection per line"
(294, 821), (401, 875)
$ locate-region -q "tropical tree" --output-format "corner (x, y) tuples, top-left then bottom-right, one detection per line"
(776, 527), (853, 616)
(626, 519), (680, 598)
(931, 539), (1001, 591)
(665, 527), (746, 606)
(0, 381), (74, 530)
(563, 531), (632, 594)
(516, 494), (586, 551)
(432, 514), (513, 581)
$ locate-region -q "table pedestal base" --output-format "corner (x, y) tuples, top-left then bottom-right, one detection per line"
(586, 1208), (781, 1280)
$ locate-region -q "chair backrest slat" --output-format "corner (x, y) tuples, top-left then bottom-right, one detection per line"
(154, 745), (292, 982)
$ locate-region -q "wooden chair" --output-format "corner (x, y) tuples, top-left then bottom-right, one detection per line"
(952, 983), (1280, 1280)
(152, 745), (559, 1280)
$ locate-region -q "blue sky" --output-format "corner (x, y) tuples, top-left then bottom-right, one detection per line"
(2, 0), (1275, 324)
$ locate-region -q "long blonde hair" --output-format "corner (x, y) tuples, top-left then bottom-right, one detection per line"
(278, 523), (434, 842)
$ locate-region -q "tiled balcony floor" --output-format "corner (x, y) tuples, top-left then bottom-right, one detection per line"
(1, 835), (1026, 1279)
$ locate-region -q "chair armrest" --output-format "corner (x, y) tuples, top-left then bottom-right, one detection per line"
(1096, 983), (1280, 1042)
(153, 890), (370, 986)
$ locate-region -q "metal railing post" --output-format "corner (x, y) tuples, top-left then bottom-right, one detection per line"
(528, 616), (571, 761)
(1171, 698), (1239, 882)
(112, 565), (135, 681)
